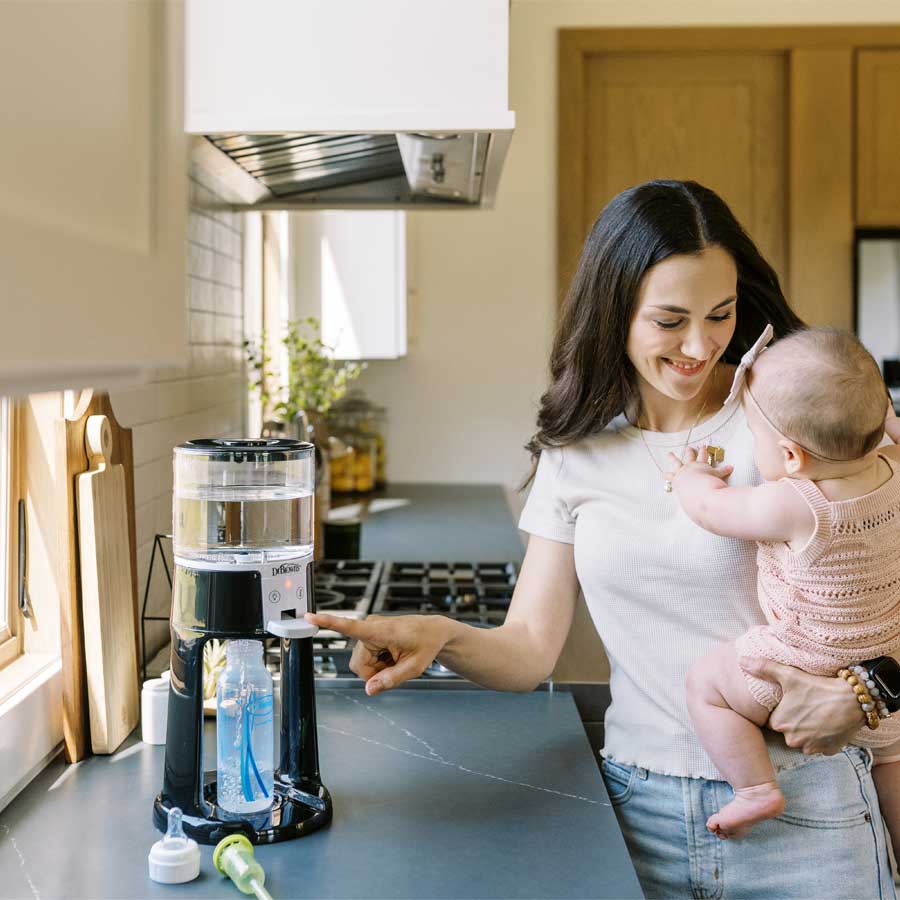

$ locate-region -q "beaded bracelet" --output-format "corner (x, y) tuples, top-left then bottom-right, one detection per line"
(838, 667), (891, 730)
(850, 665), (892, 721)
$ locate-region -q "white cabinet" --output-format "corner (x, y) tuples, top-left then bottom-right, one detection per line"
(0, 2), (187, 394)
(290, 212), (407, 360)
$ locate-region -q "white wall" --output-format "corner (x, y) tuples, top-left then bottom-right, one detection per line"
(349, 0), (900, 489)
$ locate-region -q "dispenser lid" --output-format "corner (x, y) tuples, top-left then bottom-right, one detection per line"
(176, 438), (313, 462)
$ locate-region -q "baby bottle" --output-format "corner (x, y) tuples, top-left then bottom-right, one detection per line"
(216, 640), (274, 816)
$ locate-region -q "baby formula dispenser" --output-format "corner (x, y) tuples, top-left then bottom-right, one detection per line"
(153, 439), (332, 843)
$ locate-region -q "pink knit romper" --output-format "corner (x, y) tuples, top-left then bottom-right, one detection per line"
(735, 453), (900, 750)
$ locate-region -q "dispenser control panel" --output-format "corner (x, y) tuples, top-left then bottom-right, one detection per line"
(261, 553), (317, 638)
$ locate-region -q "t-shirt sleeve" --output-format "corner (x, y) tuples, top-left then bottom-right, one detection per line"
(517, 447), (576, 544)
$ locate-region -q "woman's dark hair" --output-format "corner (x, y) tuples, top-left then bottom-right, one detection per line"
(525, 179), (805, 469)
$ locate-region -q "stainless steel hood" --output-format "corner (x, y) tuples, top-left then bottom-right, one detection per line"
(187, 0), (515, 210)
(192, 130), (512, 210)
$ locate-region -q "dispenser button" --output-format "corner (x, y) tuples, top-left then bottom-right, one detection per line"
(268, 590), (281, 604)
(296, 587), (304, 600)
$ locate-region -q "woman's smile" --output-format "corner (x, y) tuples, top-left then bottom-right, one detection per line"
(662, 357), (708, 377)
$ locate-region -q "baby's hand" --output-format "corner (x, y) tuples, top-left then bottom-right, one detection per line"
(665, 445), (734, 487)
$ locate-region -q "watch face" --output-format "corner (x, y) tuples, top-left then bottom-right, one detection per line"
(873, 659), (900, 700)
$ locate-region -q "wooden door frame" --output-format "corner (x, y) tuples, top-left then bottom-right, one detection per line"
(558, 25), (900, 321)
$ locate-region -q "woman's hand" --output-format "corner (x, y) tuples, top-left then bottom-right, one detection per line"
(740, 655), (864, 755)
(305, 611), (453, 695)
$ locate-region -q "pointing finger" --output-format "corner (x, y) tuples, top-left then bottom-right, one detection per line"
(305, 611), (371, 640)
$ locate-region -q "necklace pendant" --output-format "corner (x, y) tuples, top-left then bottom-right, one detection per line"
(706, 445), (726, 467)
(664, 480), (673, 493)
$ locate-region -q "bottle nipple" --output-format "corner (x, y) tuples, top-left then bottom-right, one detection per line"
(148, 807), (201, 884)
(165, 807), (187, 845)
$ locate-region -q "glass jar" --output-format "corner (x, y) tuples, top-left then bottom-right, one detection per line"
(326, 390), (387, 491)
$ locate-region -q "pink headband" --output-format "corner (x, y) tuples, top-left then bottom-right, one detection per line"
(722, 323), (774, 408)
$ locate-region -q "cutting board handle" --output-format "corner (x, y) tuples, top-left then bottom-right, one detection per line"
(84, 415), (112, 471)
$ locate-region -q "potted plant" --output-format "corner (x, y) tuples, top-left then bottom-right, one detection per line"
(244, 318), (366, 556)
(243, 316), (365, 425)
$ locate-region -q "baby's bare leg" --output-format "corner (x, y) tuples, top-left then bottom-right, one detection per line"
(872, 742), (900, 865)
(686, 641), (785, 839)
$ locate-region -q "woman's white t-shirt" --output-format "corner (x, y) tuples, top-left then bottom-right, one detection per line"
(518, 399), (810, 779)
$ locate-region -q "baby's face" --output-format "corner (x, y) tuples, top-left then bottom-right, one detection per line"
(742, 386), (789, 481)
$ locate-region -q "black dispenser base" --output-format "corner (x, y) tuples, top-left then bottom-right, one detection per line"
(153, 776), (332, 845)
(157, 562), (332, 846)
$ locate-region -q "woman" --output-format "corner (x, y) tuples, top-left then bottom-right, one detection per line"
(307, 181), (895, 898)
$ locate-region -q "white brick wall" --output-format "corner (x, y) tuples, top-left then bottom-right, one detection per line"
(109, 164), (248, 671)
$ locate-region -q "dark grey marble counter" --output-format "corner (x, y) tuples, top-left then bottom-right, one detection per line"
(0, 689), (641, 900)
(334, 483), (525, 564)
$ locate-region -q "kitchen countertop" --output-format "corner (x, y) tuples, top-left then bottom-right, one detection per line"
(332, 482), (525, 564)
(0, 688), (642, 899)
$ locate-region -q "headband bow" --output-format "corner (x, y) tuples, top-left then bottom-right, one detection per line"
(722, 323), (774, 408)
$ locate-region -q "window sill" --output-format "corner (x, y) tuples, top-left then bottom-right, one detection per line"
(0, 654), (63, 813)
(0, 652), (57, 706)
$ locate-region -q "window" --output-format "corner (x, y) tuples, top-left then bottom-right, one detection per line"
(0, 395), (63, 814)
(0, 397), (18, 670)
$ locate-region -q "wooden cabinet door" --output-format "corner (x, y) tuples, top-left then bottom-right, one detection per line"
(0, 2), (187, 394)
(858, 49), (900, 227)
(582, 52), (787, 284)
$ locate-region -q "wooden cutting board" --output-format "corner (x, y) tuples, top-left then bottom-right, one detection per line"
(76, 414), (139, 754)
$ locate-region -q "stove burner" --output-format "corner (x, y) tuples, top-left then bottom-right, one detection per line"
(372, 561), (518, 656)
(307, 560), (519, 679)
(314, 588), (346, 610)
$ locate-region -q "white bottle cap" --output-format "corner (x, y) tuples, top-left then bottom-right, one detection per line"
(149, 808), (200, 884)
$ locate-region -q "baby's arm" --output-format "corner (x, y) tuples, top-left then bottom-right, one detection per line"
(667, 447), (814, 543)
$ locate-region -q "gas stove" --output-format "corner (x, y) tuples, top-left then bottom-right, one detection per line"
(369, 561), (517, 677)
(304, 560), (517, 679)
(371, 561), (516, 625)
(314, 559), (383, 617)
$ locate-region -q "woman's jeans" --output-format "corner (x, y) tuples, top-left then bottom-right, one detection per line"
(601, 746), (895, 899)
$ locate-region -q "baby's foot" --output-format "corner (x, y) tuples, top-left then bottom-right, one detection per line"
(707, 781), (785, 840)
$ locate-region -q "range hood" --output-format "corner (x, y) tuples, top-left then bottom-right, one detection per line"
(187, 0), (515, 210)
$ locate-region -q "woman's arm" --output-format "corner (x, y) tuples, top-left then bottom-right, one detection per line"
(437, 535), (580, 690)
(306, 534), (580, 695)
(740, 655), (865, 755)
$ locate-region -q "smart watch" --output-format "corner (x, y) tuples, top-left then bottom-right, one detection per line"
(859, 657), (900, 713)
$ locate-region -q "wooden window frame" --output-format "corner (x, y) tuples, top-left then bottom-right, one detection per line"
(0, 397), (21, 671)
(0, 393), (67, 706)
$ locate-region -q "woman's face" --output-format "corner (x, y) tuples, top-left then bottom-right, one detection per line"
(626, 245), (738, 406)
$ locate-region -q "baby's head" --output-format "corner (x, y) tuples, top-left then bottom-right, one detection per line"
(744, 327), (886, 480)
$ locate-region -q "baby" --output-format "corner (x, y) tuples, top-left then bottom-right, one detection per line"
(668, 326), (900, 843)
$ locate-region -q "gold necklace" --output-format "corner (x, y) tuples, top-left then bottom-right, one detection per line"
(637, 369), (715, 493)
